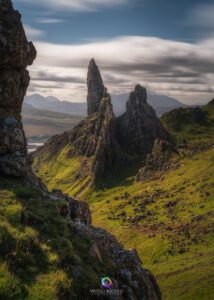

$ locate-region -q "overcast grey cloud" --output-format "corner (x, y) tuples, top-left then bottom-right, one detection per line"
(27, 36), (214, 104)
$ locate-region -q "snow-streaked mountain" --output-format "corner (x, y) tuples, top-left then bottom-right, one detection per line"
(25, 92), (186, 118)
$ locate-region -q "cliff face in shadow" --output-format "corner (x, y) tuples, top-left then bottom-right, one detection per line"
(0, 0), (41, 186)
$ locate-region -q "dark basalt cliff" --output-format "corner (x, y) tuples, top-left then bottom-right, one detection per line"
(0, 2), (161, 299)
(0, 0), (39, 184)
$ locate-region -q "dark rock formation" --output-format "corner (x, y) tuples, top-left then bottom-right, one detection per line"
(137, 139), (179, 181)
(69, 197), (92, 225)
(34, 63), (121, 179)
(116, 85), (170, 157)
(74, 224), (161, 300)
(40, 184), (162, 299)
(91, 94), (121, 176)
(48, 186), (161, 299)
(34, 64), (172, 182)
(0, 0), (36, 179)
(87, 58), (106, 116)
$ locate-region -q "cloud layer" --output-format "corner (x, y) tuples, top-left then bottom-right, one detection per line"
(27, 36), (214, 104)
(18, 0), (128, 12)
(24, 25), (45, 39)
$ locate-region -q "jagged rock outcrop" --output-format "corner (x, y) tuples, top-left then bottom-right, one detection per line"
(116, 85), (170, 157)
(74, 224), (161, 300)
(34, 62), (121, 179)
(47, 187), (161, 299)
(87, 58), (106, 116)
(136, 139), (179, 181)
(91, 94), (121, 176)
(0, 0), (37, 181)
(34, 65), (172, 182)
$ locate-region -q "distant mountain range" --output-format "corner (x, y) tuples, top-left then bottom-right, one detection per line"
(22, 103), (83, 142)
(25, 92), (186, 118)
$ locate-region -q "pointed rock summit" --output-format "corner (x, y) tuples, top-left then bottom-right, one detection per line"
(87, 59), (106, 116)
(35, 60), (120, 179)
(116, 84), (170, 156)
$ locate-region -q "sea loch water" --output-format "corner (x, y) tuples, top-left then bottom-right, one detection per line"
(28, 143), (43, 153)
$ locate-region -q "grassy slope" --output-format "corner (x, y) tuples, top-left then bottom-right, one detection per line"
(33, 103), (214, 299)
(0, 177), (113, 300)
(33, 145), (91, 196)
(81, 148), (214, 300)
(161, 103), (214, 148)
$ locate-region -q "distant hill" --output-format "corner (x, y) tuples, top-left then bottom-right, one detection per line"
(25, 94), (87, 116)
(22, 103), (83, 142)
(161, 99), (214, 148)
(25, 92), (186, 118)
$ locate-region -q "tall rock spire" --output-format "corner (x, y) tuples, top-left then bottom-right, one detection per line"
(87, 58), (106, 116)
(116, 84), (170, 156)
(0, 0), (37, 177)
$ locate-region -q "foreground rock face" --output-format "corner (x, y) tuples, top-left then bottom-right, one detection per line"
(0, 0), (36, 179)
(117, 85), (170, 156)
(50, 188), (161, 300)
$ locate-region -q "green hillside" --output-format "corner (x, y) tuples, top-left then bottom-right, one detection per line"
(0, 177), (119, 300)
(161, 100), (214, 148)
(33, 102), (214, 299)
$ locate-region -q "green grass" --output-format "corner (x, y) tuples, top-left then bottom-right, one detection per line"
(32, 102), (214, 299)
(33, 145), (91, 196)
(0, 177), (116, 300)
(161, 103), (214, 148)
(80, 148), (214, 300)
(35, 146), (214, 299)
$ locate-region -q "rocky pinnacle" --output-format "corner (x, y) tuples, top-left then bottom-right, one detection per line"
(116, 84), (170, 156)
(87, 58), (106, 116)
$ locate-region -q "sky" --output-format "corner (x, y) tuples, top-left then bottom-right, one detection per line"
(13, 0), (214, 104)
